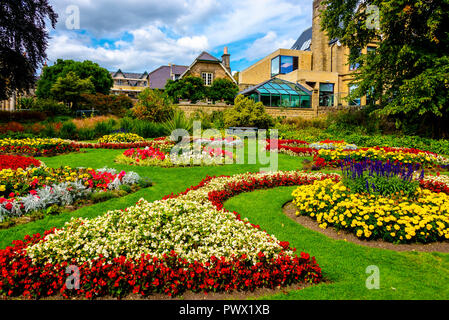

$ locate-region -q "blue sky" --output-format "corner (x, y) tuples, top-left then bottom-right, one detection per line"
(46, 0), (312, 74)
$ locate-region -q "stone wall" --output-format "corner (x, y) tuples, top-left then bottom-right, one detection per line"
(177, 104), (338, 119)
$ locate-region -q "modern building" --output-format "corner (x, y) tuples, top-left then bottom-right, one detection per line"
(239, 0), (376, 111)
(148, 64), (188, 90)
(239, 78), (312, 108)
(180, 48), (237, 86)
(109, 69), (150, 99)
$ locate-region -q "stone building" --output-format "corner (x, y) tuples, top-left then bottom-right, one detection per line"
(239, 0), (376, 111)
(180, 48), (237, 86)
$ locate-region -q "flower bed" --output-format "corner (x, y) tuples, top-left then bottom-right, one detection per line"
(75, 137), (175, 151)
(193, 136), (244, 148)
(116, 137), (235, 168)
(98, 133), (145, 144)
(0, 171), (330, 299)
(0, 155), (42, 171)
(292, 161), (449, 244)
(266, 139), (449, 169)
(0, 138), (79, 156)
(0, 166), (143, 222)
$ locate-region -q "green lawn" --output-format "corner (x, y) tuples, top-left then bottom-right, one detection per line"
(1, 146), (448, 299)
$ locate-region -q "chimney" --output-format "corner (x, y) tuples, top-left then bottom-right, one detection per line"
(221, 47), (231, 73)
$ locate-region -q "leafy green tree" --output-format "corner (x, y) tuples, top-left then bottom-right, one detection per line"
(320, 0), (449, 137)
(36, 59), (113, 99)
(132, 89), (174, 122)
(224, 95), (274, 129)
(80, 93), (133, 116)
(0, 0), (57, 100)
(207, 78), (239, 104)
(165, 76), (206, 103)
(50, 72), (95, 110)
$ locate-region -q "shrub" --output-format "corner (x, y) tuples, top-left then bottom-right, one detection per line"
(132, 89), (174, 122)
(0, 122), (25, 134)
(165, 76), (206, 103)
(77, 128), (96, 141)
(0, 111), (47, 123)
(34, 98), (70, 116)
(163, 109), (193, 135)
(93, 119), (116, 137)
(90, 191), (117, 203)
(224, 95), (274, 129)
(207, 78), (239, 104)
(80, 93), (133, 116)
(59, 122), (78, 139)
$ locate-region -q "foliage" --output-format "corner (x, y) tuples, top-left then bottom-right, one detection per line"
(320, 0), (449, 137)
(165, 76), (206, 103)
(131, 89), (174, 122)
(36, 59), (113, 99)
(80, 93), (133, 116)
(0, 0), (57, 100)
(162, 109), (193, 135)
(206, 78), (239, 104)
(224, 95), (274, 129)
(50, 72), (95, 110)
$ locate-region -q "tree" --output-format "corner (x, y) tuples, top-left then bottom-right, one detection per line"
(80, 93), (133, 116)
(320, 0), (449, 138)
(224, 95), (274, 129)
(50, 72), (95, 110)
(165, 76), (206, 103)
(131, 89), (174, 122)
(0, 0), (57, 100)
(36, 59), (113, 99)
(207, 78), (239, 104)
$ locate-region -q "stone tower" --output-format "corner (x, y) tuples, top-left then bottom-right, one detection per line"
(311, 0), (331, 72)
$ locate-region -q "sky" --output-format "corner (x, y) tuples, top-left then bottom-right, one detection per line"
(46, 0), (312, 74)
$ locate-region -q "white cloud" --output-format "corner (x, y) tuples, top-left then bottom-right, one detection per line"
(45, 0), (312, 72)
(236, 31), (296, 62)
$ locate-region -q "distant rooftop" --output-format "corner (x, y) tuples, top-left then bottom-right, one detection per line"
(148, 65), (188, 89)
(291, 27), (312, 51)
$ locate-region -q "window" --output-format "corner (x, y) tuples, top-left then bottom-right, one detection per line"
(367, 46), (376, 54)
(116, 80), (123, 85)
(349, 48), (361, 71)
(271, 55), (298, 77)
(349, 84), (361, 106)
(202, 72), (213, 86)
(271, 56), (280, 77)
(319, 83), (334, 107)
(280, 56), (294, 74)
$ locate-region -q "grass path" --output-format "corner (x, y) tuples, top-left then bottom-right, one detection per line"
(225, 187), (449, 299)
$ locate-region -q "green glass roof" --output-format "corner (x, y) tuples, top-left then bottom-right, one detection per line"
(239, 78), (312, 97)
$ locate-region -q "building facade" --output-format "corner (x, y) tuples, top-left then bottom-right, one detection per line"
(239, 0), (375, 110)
(180, 48), (237, 86)
(109, 70), (150, 99)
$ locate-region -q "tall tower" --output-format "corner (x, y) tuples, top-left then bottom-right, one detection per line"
(311, 0), (331, 72)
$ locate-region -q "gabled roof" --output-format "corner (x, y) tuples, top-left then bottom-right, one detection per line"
(110, 70), (149, 79)
(180, 51), (237, 84)
(197, 51), (220, 62)
(148, 65), (188, 89)
(291, 27), (312, 51)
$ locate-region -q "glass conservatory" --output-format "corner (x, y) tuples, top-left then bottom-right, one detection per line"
(239, 78), (312, 108)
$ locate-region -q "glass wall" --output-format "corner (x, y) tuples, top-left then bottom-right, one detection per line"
(242, 79), (312, 108)
(271, 55), (298, 77)
(271, 56), (280, 77)
(319, 83), (335, 107)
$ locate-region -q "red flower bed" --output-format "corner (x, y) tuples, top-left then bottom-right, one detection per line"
(123, 147), (166, 161)
(420, 179), (449, 195)
(75, 142), (155, 150)
(266, 139), (316, 156)
(0, 172), (328, 299)
(0, 155), (41, 170)
(0, 144), (79, 156)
